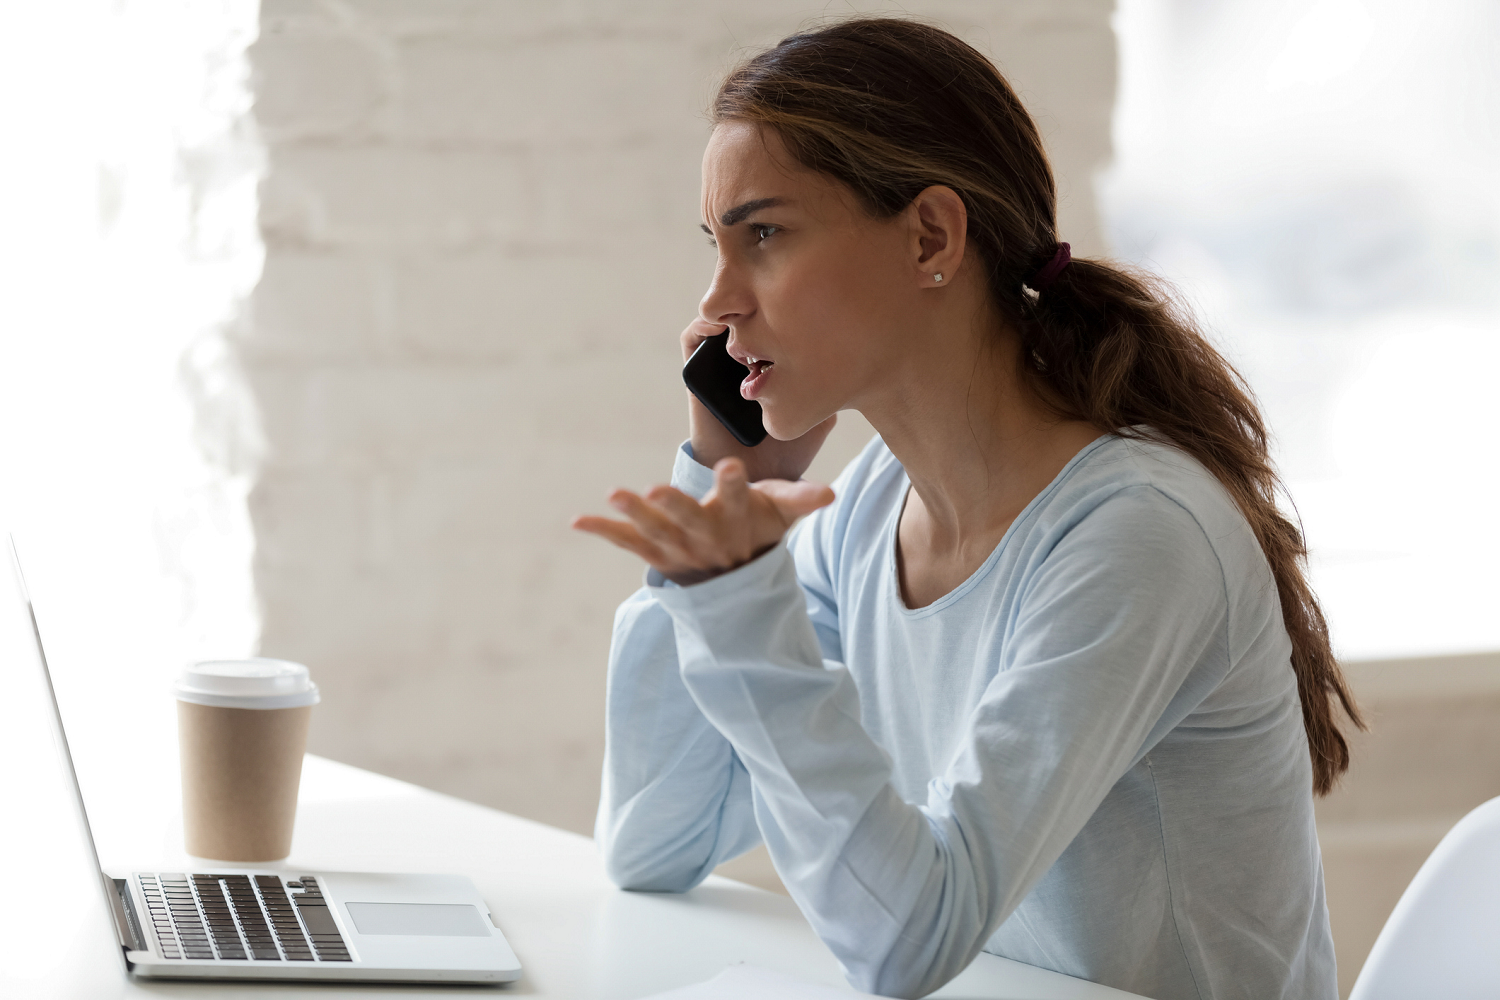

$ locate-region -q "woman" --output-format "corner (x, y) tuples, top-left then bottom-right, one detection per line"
(572, 18), (1360, 1000)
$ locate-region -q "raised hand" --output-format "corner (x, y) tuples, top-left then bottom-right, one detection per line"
(571, 457), (835, 586)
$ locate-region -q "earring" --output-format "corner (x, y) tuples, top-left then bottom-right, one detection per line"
(933, 273), (944, 283)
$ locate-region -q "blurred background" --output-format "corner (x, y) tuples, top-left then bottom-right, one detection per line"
(0, 2), (1494, 996)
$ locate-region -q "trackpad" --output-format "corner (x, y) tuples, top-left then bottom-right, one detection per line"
(345, 902), (490, 937)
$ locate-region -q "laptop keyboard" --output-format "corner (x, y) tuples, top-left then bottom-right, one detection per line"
(137, 873), (351, 962)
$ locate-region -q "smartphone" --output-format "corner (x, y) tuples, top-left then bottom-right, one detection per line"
(682, 330), (768, 447)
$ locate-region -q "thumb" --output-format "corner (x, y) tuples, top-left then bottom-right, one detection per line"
(753, 479), (836, 526)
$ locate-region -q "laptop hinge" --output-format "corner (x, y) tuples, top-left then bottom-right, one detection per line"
(105, 874), (147, 953)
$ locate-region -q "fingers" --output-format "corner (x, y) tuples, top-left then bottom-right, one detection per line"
(569, 515), (667, 564)
(709, 458), (753, 555)
(753, 479), (836, 526)
(607, 489), (691, 553)
(681, 318), (730, 361)
(643, 483), (725, 554)
(574, 465), (828, 584)
(711, 458), (751, 527)
(643, 483), (707, 526)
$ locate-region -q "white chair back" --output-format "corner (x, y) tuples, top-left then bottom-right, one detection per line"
(1349, 795), (1500, 999)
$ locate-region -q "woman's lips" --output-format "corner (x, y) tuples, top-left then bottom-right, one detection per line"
(741, 360), (774, 400)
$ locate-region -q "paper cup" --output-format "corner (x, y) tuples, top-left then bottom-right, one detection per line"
(174, 659), (319, 862)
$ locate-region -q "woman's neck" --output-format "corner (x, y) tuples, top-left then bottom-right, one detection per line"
(858, 320), (1101, 562)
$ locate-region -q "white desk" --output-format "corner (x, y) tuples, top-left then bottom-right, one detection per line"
(8, 736), (1147, 999)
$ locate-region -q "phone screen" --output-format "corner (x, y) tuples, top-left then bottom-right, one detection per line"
(681, 331), (768, 447)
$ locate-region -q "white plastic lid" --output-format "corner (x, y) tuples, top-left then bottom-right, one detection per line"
(173, 658), (320, 710)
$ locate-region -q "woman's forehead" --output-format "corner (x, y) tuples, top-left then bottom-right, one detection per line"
(702, 126), (791, 200)
(700, 124), (848, 225)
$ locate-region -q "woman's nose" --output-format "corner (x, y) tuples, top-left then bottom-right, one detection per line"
(699, 258), (753, 329)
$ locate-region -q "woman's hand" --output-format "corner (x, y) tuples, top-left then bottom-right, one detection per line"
(682, 318), (837, 482)
(571, 457), (835, 586)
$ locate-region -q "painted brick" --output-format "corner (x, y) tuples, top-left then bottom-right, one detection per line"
(258, 0), (350, 34)
(244, 355), (687, 471)
(393, 34), (703, 145)
(530, 139), (703, 240)
(338, 0), (810, 39)
(249, 467), (376, 572)
(249, 251), (387, 360)
(250, 31), (388, 142)
(389, 247), (712, 360)
(260, 146), (528, 248)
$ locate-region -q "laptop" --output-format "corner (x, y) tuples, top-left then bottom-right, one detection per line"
(2, 537), (523, 985)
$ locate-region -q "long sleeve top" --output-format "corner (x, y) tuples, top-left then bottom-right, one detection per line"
(595, 432), (1337, 1000)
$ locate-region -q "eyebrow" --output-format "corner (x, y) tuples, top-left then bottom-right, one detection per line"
(700, 197), (787, 234)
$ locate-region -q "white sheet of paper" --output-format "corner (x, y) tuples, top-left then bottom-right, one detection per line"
(641, 964), (874, 999)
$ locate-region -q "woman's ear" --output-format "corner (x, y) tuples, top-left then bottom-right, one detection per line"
(910, 185), (967, 288)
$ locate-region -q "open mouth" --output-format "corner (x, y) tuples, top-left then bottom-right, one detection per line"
(741, 356), (775, 400)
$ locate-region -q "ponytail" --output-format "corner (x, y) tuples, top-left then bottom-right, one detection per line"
(1021, 259), (1364, 793)
(714, 16), (1366, 793)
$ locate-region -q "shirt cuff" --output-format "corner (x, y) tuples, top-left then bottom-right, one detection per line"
(672, 440), (717, 500)
(644, 441), (721, 588)
(647, 536), (793, 607)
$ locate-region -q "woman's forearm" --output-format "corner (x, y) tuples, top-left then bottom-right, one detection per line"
(596, 586), (760, 891)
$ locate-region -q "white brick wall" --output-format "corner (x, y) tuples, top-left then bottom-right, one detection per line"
(245, 0), (1117, 835)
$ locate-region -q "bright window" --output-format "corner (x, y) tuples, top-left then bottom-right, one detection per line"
(1103, 0), (1500, 659)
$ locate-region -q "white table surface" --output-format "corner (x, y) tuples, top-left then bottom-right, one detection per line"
(1, 662), (1147, 999)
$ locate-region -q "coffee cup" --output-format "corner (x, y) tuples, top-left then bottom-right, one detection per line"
(173, 658), (319, 862)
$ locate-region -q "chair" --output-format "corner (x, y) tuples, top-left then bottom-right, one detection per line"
(1348, 795), (1500, 999)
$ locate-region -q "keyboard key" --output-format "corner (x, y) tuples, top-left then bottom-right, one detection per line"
(292, 903), (338, 935)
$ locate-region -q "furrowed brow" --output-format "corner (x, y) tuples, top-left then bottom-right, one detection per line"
(719, 197), (785, 227)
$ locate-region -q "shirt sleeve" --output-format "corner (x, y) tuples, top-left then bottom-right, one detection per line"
(594, 442), (760, 891)
(651, 484), (1234, 998)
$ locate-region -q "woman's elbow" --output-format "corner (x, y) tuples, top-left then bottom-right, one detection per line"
(600, 839), (710, 894)
(605, 861), (700, 894)
(847, 965), (943, 1000)
(841, 937), (968, 999)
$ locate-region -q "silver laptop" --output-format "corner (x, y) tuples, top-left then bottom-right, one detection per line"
(3, 537), (523, 985)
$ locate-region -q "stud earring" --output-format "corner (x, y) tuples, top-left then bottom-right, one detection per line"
(933, 273), (944, 283)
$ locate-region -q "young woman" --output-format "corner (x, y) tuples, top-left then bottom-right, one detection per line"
(572, 18), (1361, 1000)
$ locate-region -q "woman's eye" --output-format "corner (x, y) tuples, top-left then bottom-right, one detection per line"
(754, 224), (778, 242)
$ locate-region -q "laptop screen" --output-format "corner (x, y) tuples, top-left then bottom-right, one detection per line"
(1, 536), (131, 975)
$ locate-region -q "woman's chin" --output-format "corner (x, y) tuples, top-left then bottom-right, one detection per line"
(760, 405), (828, 443)
(758, 405), (797, 441)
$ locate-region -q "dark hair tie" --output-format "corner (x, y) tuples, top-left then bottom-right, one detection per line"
(1030, 242), (1071, 291)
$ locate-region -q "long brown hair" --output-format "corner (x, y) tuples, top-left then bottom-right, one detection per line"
(713, 17), (1363, 794)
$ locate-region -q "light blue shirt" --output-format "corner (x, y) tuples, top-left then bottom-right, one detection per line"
(596, 433), (1337, 1000)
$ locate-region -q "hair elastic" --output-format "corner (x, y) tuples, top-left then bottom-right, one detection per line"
(1030, 242), (1071, 291)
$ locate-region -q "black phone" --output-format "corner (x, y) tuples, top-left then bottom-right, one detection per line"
(682, 330), (768, 447)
